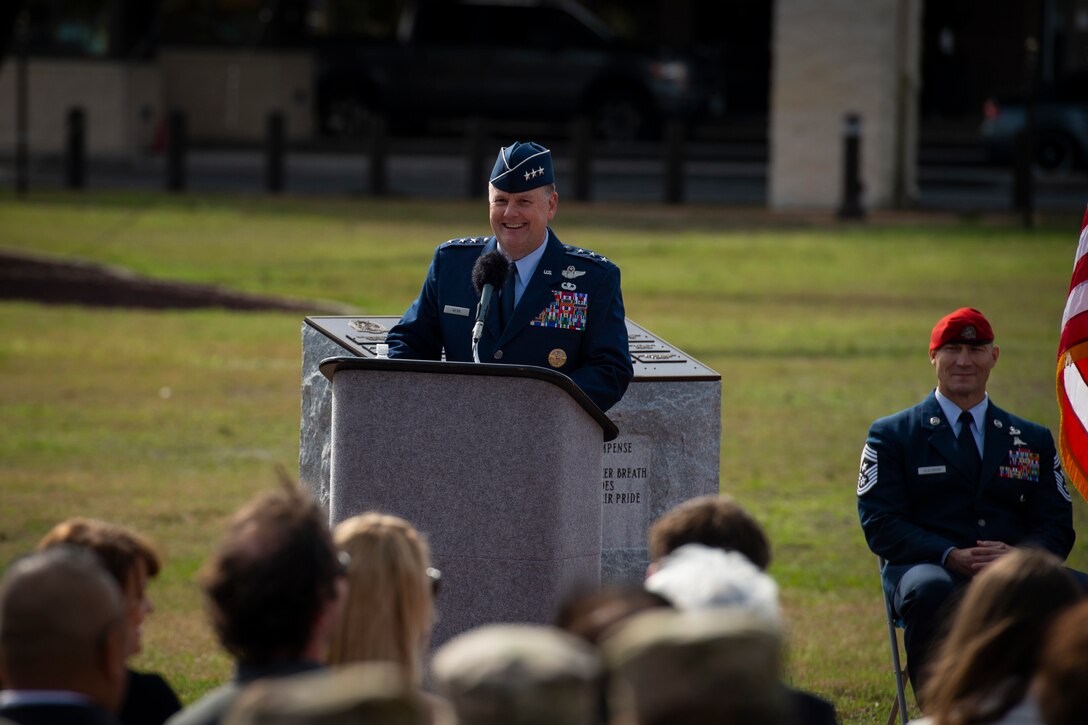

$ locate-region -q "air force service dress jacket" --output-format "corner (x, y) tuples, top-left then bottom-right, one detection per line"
(857, 392), (1074, 570)
(386, 228), (633, 412)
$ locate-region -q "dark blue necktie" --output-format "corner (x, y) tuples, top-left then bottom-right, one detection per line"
(500, 264), (517, 327)
(958, 410), (980, 480)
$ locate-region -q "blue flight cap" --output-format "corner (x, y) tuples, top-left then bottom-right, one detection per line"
(489, 141), (554, 192)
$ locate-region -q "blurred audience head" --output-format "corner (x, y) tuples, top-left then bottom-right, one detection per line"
(223, 661), (426, 725)
(603, 608), (788, 725)
(644, 544), (780, 624)
(1033, 599), (1088, 725)
(555, 586), (673, 724)
(431, 623), (602, 725)
(920, 548), (1081, 724)
(0, 546), (129, 712)
(200, 483), (345, 665)
(647, 495), (771, 571)
(327, 512), (435, 684)
(556, 586), (673, 647)
(37, 517), (162, 656)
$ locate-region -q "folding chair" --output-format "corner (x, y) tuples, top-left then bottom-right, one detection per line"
(878, 556), (909, 725)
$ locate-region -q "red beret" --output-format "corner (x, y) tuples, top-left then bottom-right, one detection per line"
(930, 308), (994, 352)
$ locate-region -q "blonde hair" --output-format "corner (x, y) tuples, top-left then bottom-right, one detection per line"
(327, 513), (434, 684)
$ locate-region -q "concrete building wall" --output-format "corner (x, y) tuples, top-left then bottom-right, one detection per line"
(769, 0), (922, 210)
(159, 49), (313, 142)
(0, 50), (313, 157)
(0, 60), (160, 156)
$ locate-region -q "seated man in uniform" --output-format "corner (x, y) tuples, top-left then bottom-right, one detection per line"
(857, 307), (1077, 701)
(386, 141), (633, 412)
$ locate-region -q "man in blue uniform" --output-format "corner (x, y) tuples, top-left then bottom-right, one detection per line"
(386, 141), (633, 412)
(857, 307), (1075, 699)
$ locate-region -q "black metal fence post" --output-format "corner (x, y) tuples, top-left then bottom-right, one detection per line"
(1012, 131), (1033, 217)
(369, 115), (388, 197)
(1017, 31), (1039, 229)
(837, 112), (865, 220)
(15, 13), (29, 196)
(166, 110), (187, 192)
(571, 116), (592, 202)
(664, 118), (685, 205)
(65, 107), (86, 189)
(265, 111), (285, 193)
(466, 117), (486, 198)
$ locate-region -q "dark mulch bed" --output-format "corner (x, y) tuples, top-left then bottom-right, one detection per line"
(0, 250), (352, 313)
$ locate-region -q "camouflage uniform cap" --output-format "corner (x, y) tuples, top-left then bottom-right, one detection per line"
(431, 623), (602, 725)
(222, 662), (427, 725)
(602, 608), (790, 725)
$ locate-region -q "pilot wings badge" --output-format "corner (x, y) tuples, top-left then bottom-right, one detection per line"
(561, 265), (586, 280)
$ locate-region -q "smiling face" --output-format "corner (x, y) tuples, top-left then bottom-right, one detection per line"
(931, 342), (1000, 409)
(488, 184), (557, 261)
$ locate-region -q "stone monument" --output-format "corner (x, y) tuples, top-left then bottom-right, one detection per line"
(300, 316), (721, 587)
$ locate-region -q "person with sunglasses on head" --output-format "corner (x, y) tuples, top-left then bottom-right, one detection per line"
(327, 513), (451, 725)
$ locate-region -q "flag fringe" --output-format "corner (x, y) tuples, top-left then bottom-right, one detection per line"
(1057, 354), (1088, 502)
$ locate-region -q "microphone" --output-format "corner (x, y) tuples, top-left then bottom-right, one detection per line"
(471, 250), (512, 363)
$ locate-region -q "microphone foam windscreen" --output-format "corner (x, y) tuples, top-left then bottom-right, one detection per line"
(472, 250), (512, 293)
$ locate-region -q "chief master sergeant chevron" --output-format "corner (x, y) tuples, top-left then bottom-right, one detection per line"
(386, 141), (633, 411)
(856, 307), (1076, 702)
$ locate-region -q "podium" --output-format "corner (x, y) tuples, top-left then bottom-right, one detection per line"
(302, 316), (721, 593)
(320, 356), (617, 645)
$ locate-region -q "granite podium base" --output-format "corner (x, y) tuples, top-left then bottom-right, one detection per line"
(300, 316), (722, 613)
(324, 360), (607, 645)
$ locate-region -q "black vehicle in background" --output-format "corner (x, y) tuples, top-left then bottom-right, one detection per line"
(313, 0), (723, 143)
(980, 72), (1088, 175)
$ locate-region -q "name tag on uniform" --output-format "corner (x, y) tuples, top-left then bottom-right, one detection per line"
(918, 465), (946, 475)
(443, 305), (470, 316)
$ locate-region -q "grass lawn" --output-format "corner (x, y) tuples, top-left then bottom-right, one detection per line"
(2, 191), (1087, 723)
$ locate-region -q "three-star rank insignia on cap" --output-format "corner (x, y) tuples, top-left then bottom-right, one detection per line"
(561, 265), (586, 280)
(548, 348), (568, 368)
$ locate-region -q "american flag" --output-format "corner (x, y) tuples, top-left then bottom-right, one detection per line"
(1057, 206), (1088, 501)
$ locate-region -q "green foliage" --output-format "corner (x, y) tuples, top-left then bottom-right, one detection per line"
(2, 192), (1085, 723)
